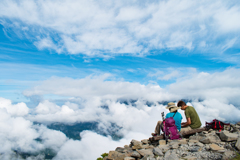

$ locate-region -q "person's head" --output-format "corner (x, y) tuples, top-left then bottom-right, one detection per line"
(166, 102), (181, 112)
(177, 100), (187, 110)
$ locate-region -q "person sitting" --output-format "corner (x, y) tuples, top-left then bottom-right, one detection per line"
(152, 102), (182, 136)
(177, 100), (202, 133)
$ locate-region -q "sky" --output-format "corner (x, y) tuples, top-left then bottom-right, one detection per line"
(1, 0), (240, 159)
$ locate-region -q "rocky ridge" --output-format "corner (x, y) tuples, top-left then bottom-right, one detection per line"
(101, 122), (240, 160)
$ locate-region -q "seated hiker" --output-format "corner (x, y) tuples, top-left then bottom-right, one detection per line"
(177, 100), (202, 133)
(152, 102), (182, 136)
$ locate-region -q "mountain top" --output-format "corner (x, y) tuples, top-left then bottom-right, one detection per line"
(99, 122), (240, 160)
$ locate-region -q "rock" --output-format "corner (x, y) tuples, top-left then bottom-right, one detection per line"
(189, 139), (199, 143)
(115, 147), (125, 153)
(170, 143), (179, 149)
(177, 138), (188, 144)
(183, 156), (197, 160)
(219, 131), (238, 141)
(153, 147), (163, 156)
(199, 135), (221, 144)
(108, 151), (126, 160)
(164, 152), (179, 160)
(130, 151), (141, 158)
(189, 146), (201, 152)
(142, 155), (155, 160)
(222, 150), (235, 160)
(158, 145), (169, 153)
(237, 122), (240, 126)
(209, 143), (224, 151)
(236, 137), (240, 150)
(158, 140), (166, 145)
(124, 157), (135, 160)
(137, 149), (154, 157)
(131, 139), (142, 146)
(195, 142), (204, 147)
(141, 139), (149, 144)
(142, 144), (150, 149)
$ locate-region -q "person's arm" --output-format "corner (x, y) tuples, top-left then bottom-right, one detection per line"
(181, 118), (191, 127)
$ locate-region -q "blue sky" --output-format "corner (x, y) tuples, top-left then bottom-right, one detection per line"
(1, 1), (240, 159)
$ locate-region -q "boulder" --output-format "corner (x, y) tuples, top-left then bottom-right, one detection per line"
(137, 149), (154, 157)
(158, 140), (166, 145)
(124, 157), (135, 160)
(219, 131), (238, 141)
(141, 139), (149, 144)
(152, 147), (164, 156)
(130, 151), (141, 158)
(108, 151), (126, 160)
(235, 137), (240, 150)
(209, 144), (224, 151)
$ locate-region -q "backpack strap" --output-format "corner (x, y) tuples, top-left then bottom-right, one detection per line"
(172, 112), (177, 118)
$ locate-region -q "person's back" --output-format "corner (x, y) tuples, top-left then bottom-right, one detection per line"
(166, 111), (182, 131)
(185, 106), (201, 129)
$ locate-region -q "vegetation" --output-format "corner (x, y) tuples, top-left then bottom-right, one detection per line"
(97, 153), (108, 160)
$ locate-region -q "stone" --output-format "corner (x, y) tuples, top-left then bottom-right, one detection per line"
(142, 155), (155, 160)
(152, 147), (164, 156)
(131, 151), (141, 158)
(164, 152), (179, 160)
(158, 145), (169, 153)
(200, 135), (221, 144)
(158, 140), (166, 145)
(137, 149), (153, 157)
(220, 131), (238, 141)
(142, 144), (150, 149)
(183, 156), (197, 160)
(170, 143), (179, 149)
(189, 139), (199, 143)
(132, 143), (143, 149)
(209, 143), (224, 151)
(189, 146), (201, 152)
(222, 150), (235, 160)
(177, 138), (188, 144)
(115, 147), (125, 153)
(131, 139), (142, 146)
(108, 151), (126, 160)
(141, 139), (149, 144)
(236, 137), (240, 150)
(124, 157), (135, 160)
(195, 142), (204, 147)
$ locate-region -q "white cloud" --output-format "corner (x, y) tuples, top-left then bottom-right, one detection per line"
(1, 0), (240, 59)
(0, 97), (29, 116)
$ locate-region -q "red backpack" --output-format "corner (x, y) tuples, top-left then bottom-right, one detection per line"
(205, 119), (230, 132)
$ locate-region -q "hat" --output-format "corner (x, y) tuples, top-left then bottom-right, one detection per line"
(169, 106), (181, 112)
(165, 102), (176, 109)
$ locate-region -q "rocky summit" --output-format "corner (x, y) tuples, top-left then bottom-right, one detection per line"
(101, 123), (240, 160)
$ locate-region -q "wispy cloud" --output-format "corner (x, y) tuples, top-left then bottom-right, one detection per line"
(1, 0), (240, 60)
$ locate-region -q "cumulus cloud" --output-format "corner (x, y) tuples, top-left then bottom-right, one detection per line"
(1, 0), (240, 59)
(1, 67), (240, 159)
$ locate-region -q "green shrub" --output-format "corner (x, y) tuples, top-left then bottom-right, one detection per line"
(96, 153), (108, 160)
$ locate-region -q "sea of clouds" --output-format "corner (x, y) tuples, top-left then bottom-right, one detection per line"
(1, 68), (240, 159)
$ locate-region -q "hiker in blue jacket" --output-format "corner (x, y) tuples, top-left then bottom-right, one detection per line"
(152, 102), (182, 136)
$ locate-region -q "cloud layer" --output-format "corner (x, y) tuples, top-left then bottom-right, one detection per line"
(1, 0), (240, 59)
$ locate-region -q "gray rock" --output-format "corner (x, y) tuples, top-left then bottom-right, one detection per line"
(164, 152), (179, 160)
(189, 146), (201, 152)
(222, 150), (236, 160)
(141, 139), (149, 144)
(152, 147), (163, 156)
(137, 149), (153, 157)
(170, 143), (179, 149)
(131, 139), (142, 146)
(115, 147), (125, 153)
(183, 156), (197, 160)
(200, 135), (221, 144)
(158, 145), (169, 153)
(131, 151), (141, 158)
(219, 131), (238, 141)
(236, 137), (240, 150)
(124, 157), (135, 160)
(142, 154), (155, 160)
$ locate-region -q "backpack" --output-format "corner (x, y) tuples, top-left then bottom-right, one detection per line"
(205, 119), (230, 132)
(161, 112), (181, 141)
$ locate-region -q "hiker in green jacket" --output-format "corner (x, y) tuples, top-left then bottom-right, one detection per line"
(177, 100), (202, 133)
